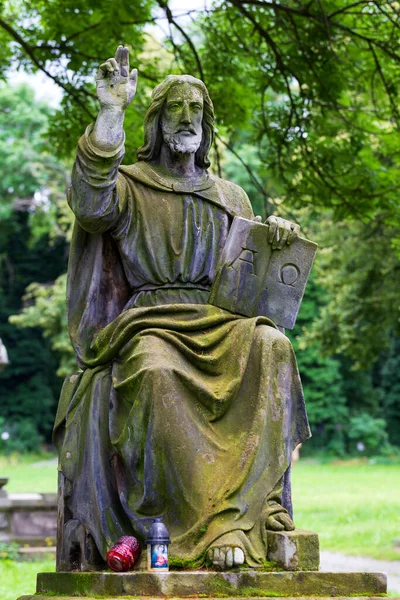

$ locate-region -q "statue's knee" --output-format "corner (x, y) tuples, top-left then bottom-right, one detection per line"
(141, 362), (174, 383)
(255, 324), (291, 347)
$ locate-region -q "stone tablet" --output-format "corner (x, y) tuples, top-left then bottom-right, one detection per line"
(209, 216), (317, 329)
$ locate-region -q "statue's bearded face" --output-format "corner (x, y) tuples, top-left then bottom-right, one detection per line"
(161, 83), (203, 155)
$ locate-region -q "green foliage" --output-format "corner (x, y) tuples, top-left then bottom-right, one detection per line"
(308, 217), (400, 368)
(289, 274), (348, 455)
(1, 0), (400, 222)
(0, 542), (20, 561)
(0, 84), (69, 448)
(0, 1), (399, 455)
(284, 206), (398, 453)
(347, 413), (391, 456)
(0, 84), (69, 230)
(0, 419), (44, 453)
(0, 558), (55, 600)
(0, 416), (43, 453)
(379, 337), (400, 447)
(186, 2), (400, 226)
(0, 217), (67, 446)
(10, 274), (75, 377)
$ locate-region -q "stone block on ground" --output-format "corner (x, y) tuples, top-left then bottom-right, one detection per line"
(18, 595), (390, 600)
(16, 569), (387, 598)
(267, 528), (319, 571)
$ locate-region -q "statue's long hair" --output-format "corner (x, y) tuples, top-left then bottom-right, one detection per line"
(137, 75), (214, 169)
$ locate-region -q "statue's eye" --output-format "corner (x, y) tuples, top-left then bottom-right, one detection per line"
(168, 103), (181, 111)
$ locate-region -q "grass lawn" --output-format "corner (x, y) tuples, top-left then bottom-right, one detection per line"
(0, 559), (55, 600)
(292, 459), (400, 561)
(0, 454), (57, 493)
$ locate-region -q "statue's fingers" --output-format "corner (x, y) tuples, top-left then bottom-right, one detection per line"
(120, 47), (129, 77)
(115, 45), (124, 68)
(109, 58), (119, 72)
(267, 516), (285, 531)
(267, 217), (277, 244)
(279, 221), (291, 249)
(272, 222), (285, 249)
(130, 68), (138, 83)
(276, 513), (295, 531)
(97, 61), (114, 80)
(270, 225), (279, 247)
(287, 223), (300, 246)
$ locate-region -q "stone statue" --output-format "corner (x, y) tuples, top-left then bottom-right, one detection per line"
(54, 46), (311, 572)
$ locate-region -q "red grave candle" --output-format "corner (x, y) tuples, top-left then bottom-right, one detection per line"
(106, 536), (141, 572)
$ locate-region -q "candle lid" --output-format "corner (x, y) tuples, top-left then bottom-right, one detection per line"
(146, 517), (171, 544)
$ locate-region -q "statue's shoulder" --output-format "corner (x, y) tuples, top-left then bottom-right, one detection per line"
(119, 161), (151, 183)
(208, 174), (254, 219)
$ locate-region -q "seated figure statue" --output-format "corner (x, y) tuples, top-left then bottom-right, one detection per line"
(54, 46), (311, 572)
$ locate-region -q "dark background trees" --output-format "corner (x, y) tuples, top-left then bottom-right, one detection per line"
(0, 84), (69, 450)
(0, 0), (399, 454)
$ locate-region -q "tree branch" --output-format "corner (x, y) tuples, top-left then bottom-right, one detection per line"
(156, 0), (205, 81)
(368, 41), (400, 129)
(216, 133), (269, 203)
(0, 18), (95, 120)
(228, 0), (400, 62)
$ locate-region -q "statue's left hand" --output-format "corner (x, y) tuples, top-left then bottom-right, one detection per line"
(265, 216), (300, 250)
(266, 511), (295, 531)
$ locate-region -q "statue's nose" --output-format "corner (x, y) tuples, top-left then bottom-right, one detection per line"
(181, 103), (191, 123)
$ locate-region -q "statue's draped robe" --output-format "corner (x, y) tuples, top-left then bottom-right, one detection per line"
(54, 128), (311, 567)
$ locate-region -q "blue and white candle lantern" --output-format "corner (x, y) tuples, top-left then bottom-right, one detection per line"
(146, 517), (171, 572)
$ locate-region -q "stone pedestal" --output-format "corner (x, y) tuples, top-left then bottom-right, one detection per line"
(267, 528), (319, 571)
(16, 530), (386, 599)
(17, 569), (387, 599)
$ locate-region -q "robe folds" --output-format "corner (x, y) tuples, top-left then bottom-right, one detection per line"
(54, 127), (311, 567)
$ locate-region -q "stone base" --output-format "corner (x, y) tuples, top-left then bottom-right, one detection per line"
(17, 569), (387, 598)
(18, 594), (392, 600)
(267, 529), (319, 571)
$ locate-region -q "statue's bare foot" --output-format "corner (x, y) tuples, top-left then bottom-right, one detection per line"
(265, 509), (295, 531)
(207, 546), (245, 569)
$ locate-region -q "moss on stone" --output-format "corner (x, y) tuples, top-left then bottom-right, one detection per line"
(35, 569), (387, 598)
(240, 589), (281, 598)
(168, 554), (203, 569)
(208, 577), (230, 597)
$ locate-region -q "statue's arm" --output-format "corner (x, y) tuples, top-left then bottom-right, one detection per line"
(68, 46), (137, 233)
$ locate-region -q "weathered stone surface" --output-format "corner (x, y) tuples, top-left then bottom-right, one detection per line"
(55, 46), (313, 572)
(14, 595), (390, 600)
(0, 490), (57, 548)
(267, 529), (319, 571)
(12, 510), (57, 537)
(31, 569), (386, 597)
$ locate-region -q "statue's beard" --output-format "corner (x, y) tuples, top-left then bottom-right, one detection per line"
(162, 132), (202, 156)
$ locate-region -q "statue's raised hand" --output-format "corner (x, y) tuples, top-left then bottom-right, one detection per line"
(96, 46), (137, 111)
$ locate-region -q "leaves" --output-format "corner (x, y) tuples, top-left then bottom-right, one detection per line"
(1, 0), (399, 451)
(10, 274), (75, 377)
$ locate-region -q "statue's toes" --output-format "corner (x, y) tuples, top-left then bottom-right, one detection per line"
(208, 546), (244, 569)
(233, 547), (245, 566)
(208, 547), (226, 568)
(226, 548), (233, 568)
